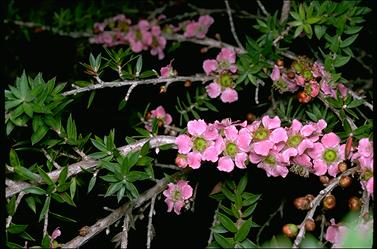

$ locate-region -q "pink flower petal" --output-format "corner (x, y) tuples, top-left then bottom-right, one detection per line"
(203, 59), (218, 75)
(224, 125), (238, 141)
(290, 119), (303, 133)
(206, 82), (221, 98)
(187, 152), (202, 169)
(270, 127), (288, 143)
(321, 132), (340, 148)
(217, 156), (235, 172)
(262, 116), (281, 130)
(187, 119), (207, 136)
(174, 200), (185, 215)
(297, 139), (314, 155)
(253, 140), (274, 156)
(235, 152), (248, 169)
(176, 135), (192, 154)
(281, 148), (298, 163)
(220, 88), (238, 103)
(327, 163), (339, 177)
(270, 65), (280, 81)
(249, 152), (263, 164)
(202, 145), (221, 162)
(313, 159), (327, 176)
(300, 124), (316, 137)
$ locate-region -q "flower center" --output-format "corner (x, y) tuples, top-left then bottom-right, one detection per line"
(151, 36), (159, 47)
(253, 127), (270, 141)
(304, 84), (312, 95)
(226, 143), (237, 157)
(363, 170), (373, 181)
(323, 149), (337, 163)
(287, 134), (303, 147)
(172, 189), (182, 202)
(273, 80), (288, 91)
(219, 74), (233, 88)
(264, 155), (276, 166)
(193, 137), (207, 152)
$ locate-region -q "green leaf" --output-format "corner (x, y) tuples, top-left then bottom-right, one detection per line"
(134, 127), (150, 137)
(140, 141), (150, 156)
(22, 102), (33, 118)
(211, 223), (228, 234)
(7, 195), (17, 216)
(9, 149), (21, 167)
(240, 239), (257, 248)
(91, 138), (108, 152)
(299, 4), (305, 20)
(333, 55), (351, 67)
(14, 166), (38, 181)
(294, 26), (304, 38)
(51, 192), (65, 203)
(67, 115), (77, 142)
(49, 211), (77, 223)
(87, 175), (97, 193)
(19, 71), (29, 98)
(236, 174), (248, 195)
(70, 177), (76, 198)
(19, 231), (36, 241)
(135, 55), (143, 76)
(242, 193), (261, 206)
(306, 17), (321, 24)
(235, 219), (253, 242)
(127, 171), (150, 182)
(105, 181), (123, 197)
(303, 24), (313, 38)
(41, 234), (50, 248)
(37, 167), (54, 186)
(314, 25), (326, 40)
(117, 186), (126, 202)
(24, 186), (47, 195)
(344, 26), (362, 35)
(217, 212), (237, 233)
(5, 99), (23, 110)
(87, 91), (96, 109)
(214, 233), (234, 248)
(340, 34), (358, 48)
(221, 185), (236, 202)
(60, 192), (76, 207)
(7, 224), (28, 234)
(25, 196), (37, 213)
(38, 196), (51, 222)
(31, 124), (49, 145)
(58, 166), (68, 186)
(118, 99), (127, 111)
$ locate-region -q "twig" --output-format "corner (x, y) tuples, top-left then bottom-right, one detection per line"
(224, 0), (244, 50)
(207, 201), (221, 246)
(359, 189), (370, 223)
(146, 195), (157, 249)
(124, 83), (138, 102)
(255, 84), (260, 104)
(348, 89), (373, 111)
(319, 213), (326, 243)
(61, 168), (191, 248)
(6, 192), (25, 228)
(42, 149), (61, 169)
(292, 166), (359, 248)
(73, 148), (90, 161)
(190, 182), (199, 212)
(256, 0), (269, 17)
(6, 136), (177, 198)
(273, 26), (292, 47)
(280, 0), (291, 24)
(62, 75), (214, 96)
(43, 203), (50, 236)
(317, 93), (357, 130)
(121, 213), (131, 249)
(256, 200), (285, 246)
(154, 162), (180, 170)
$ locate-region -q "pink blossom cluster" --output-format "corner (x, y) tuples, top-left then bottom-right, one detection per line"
(183, 15), (214, 39)
(90, 16), (167, 59)
(144, 105), (172, 131)
(352, 138), (373, 196)
(270, 60), (348, 100)
(325, 218), (373, 248)
(175, 116), (373, 180)
(163, 180), (193, 215)
(203, 48), (239, 103)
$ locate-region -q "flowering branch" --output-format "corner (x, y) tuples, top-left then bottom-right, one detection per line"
(6, 136), (177, 198)
(62, 75), (214, 96)
(292, 166), (359, 248)
(61, 168), (191, 248)
(224, 0), (244, 51)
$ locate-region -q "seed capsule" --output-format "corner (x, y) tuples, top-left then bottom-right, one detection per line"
(348, 196), (361, 211)
(282, 224), (298, 238)
(297, 91), (311, 104)
(339, 176), (352, 188)
(323, 194), (336, 210)
(319, 175), (330, 185)
(294, 197), (310, 210)
(305, 219), (316, 232)
(338, 161), (347, 173)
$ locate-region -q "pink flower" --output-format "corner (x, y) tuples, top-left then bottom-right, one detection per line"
(203, 59), (218, 75)
(216, 48), (237, 73)
(309, 133), (345, 176)
(145, 106), (173, 131)
(312, 61), (326, 78)
(325, 219), (348, 247)
(206, 74), (238, 103)
(352, 138), (373, 196)
(270, 65), (280, 81)
(305, 81), (320, 97)
(150, 25), (167, 60)
(160, 61), (175, 78)
(50, 227), (61, 248)
(337, 83), (348, 97)
(163, 180), (193, 215)
(249, 149), (289, 177)
(176, 134), (192, 154)
(184, 15), (214, 39)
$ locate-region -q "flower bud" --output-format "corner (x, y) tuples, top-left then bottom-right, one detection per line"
(323, 194), (336, 210)
(282, 224), (298, 238)
(305, 219), (316, 232)
(319, 175), (329, 185)
(246, 112), (256, 122)
(337, 161), (347, 173)
(348, 196), (361, 211)
(339, 175), (352, 188)
(297, 91), (311, 104)
(294, 197), (310, 210)
(184, 80), (192, 87)
(175, 154), (188, 168)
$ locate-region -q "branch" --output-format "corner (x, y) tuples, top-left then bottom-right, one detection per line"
(146, 195), (157, 249)
(224, 0), (244, 50)
(256, 200), (285, 245)
(280, 0), (291, 24)
(62, 75), (214, 96)
(61, 168), (191, 248)
(6, 191), (25, 228)
(292, 166), (359, 248)
(273, 25), (292, 47)
(120, 213), (131, 249)
(207, 200), (221, 246)
(6, 136), (177, 198)
(359, 189), (370, 222)
(348, 89), (373, 111)
(42, 149), (61, 169)
(256, 0), (269, 17)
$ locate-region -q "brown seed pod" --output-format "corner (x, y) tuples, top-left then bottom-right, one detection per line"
(294, 197), (310, 210)
(297, 91), (311, 104)
(184, 80), (192, 87)
(337, 161), (348, 173)
(287, 71), (296, 79)
(160, 85), (167, 93)
(246, 112), (256, 122)
(276, 59), (284, 67)
(319, 175), (330, 185)
(323, 194), (336, 210)
(305, 219), (316, 232)
(282, 224), (298, 238)
(348, 196), (361, 211)
(339, 175), (352, 188)
(305, 194), (315, 203)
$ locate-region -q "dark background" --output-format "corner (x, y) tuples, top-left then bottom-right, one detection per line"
(2, 0), (375, 248)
